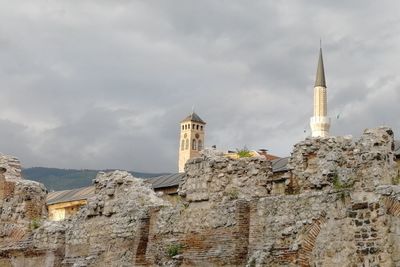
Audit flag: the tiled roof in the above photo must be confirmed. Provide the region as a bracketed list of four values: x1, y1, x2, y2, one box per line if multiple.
[145, 173, 184, 189]
[47, 186, 95, 205]
[271, 157, 289, 173]
[46, 174, 185, 205]
[181, 112, 206, 124]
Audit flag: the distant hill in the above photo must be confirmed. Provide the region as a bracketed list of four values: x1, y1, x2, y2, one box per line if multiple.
[22, 167, 169, 191]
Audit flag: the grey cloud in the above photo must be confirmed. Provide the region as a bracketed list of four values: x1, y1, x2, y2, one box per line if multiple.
[0, 1, 399, 172]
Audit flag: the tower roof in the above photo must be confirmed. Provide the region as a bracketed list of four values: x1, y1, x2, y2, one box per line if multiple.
[314, 48, 326, 87]
[181, 112, 206, 124]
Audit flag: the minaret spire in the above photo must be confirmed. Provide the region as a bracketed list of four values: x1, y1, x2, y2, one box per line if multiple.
[310, 45, 331, 137]
[314, 47, 326, 87]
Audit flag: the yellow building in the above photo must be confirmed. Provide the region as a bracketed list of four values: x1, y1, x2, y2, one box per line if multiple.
[47, 186, 94, 221]
[178, 112, 206, 173]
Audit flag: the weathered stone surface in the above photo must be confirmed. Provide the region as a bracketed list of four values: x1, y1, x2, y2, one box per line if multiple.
[0, 154, 48, 267]
[0, 154, 23, 180]
[180, 153, 273, 202]
[1, 127, 400, 266]
[288, 126, 397, 192]
[61, 171, 168, 266]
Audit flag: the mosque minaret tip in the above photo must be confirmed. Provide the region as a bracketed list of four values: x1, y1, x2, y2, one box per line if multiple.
[310, 47, 331, 137]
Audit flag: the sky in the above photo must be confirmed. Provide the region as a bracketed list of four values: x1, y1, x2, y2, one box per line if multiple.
[0, 1, 399, 173]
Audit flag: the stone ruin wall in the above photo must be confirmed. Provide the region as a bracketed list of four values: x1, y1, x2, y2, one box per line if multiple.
[0, 127, 400, 266]
[0, 154, 47, 267]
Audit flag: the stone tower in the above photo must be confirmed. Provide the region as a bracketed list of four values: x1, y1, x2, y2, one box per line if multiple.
[178, 112, 206, 172]
[310, 47, 331, 137]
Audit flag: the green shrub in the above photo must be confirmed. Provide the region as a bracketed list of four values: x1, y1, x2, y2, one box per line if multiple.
[332, 174, 353, 190]
[226, 188, 239, 200]
[236, 146, 252, 158]
[30, 218, 41, 230]
[166, 243, 183, 258]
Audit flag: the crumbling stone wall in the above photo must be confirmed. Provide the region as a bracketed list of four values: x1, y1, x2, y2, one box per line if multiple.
[145, 200, 251, 266]
[288, 127, 396, 192]
[1, 127, 400, 267]
[244, 127, 398, 266]
[0, 155, 47, 229]
[0, 154, 47, 267]
[61, 171, 167, 267]
[180, 150, 273, 202]
[141, 152, 273, 266]
[0, 154, 22, 180]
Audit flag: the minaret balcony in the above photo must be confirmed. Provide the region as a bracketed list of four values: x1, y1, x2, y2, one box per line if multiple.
[310, 116, 331, 125]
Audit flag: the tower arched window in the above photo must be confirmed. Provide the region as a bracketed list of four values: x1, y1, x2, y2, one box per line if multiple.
[181, 139, 185, 150]
[196, 125, 199, 130]
[188, 124, 190, 129]
[182, 125, 184, 130]
[192, 139, 197, 150]
[185, 139, 189, 150]
[200, 126, 203, 131]
[198, 140, 203, 151]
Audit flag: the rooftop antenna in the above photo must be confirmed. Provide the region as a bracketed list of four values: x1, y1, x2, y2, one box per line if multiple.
[320, 38, 322, 49]
[191, 105, 195, 114]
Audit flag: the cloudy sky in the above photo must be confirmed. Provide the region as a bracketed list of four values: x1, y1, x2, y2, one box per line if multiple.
[0, 1, 399, 172]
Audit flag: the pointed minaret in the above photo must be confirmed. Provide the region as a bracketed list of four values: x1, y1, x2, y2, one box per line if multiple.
[310, 47, 330, 137]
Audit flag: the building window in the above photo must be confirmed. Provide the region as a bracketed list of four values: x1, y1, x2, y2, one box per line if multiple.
[200, 126, 203, 131]
[181, 139, 185, 150]
[182, 125, 184, 130]
[192, 139, 197, 150]
[196, 125, 199, 130]
[185, 139, 189, 150]
[198, 140, 203, 151]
